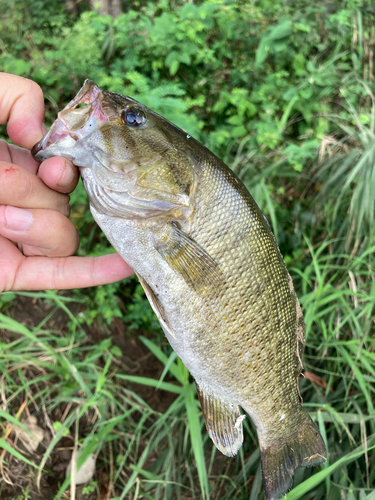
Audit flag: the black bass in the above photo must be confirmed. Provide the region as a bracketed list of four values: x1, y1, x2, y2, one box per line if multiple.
[32, 80, 326, 500]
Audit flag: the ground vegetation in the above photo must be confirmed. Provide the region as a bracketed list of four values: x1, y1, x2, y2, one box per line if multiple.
[0, 1, 374, 499]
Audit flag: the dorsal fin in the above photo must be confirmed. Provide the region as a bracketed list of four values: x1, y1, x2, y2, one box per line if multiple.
[196, 384, 244, 457]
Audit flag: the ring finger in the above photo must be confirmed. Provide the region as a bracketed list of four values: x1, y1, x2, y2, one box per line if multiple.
[0, 205, 79, 257]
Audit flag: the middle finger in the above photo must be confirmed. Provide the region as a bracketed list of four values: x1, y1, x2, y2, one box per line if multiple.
[0, 160, 70, 216]
[0, 141, 79, 194]
[0, 140, 39, 174]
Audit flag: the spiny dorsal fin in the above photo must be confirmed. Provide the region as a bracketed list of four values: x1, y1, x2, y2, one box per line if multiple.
[156, 223, 221, 294]
[196, 384, 244, 457]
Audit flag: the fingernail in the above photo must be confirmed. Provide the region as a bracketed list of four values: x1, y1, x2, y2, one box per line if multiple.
[58, 163, 75, 187]
[4, 206, 33, 231]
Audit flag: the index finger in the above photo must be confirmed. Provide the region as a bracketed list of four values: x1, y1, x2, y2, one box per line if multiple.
[10, 253, 134, 291]
[0, 73, 45, 150]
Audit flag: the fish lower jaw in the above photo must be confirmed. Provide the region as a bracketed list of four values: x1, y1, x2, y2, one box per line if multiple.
[32, 130, 79, 162]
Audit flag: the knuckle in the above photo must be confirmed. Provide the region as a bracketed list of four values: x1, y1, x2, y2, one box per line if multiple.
[59, 194, 71, 217]
[0, 162, 24, 199]
[53, 259, 66, 289]
[51, 215, 79, 257]
[0, 141, 12, 163]
[0, 162, 34, 202]
[25, 80, 44, 102]
[16, 169, 35, 201]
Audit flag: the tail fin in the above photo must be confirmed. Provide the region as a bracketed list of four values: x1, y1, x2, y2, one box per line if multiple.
[260, 413, 326, 500]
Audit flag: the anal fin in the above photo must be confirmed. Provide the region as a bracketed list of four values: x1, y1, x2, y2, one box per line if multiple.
[196, 384, 244, 457]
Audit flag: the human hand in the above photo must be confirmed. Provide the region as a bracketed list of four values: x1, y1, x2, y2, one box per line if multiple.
[0, 73, 134, 292]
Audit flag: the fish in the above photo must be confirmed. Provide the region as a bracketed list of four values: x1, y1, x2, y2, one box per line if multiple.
[32, 80, 327, 500]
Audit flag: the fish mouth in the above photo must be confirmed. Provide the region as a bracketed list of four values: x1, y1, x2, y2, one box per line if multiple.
[31, 79, 109, 162]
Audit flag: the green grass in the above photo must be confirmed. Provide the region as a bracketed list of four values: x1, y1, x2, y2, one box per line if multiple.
[1, 2, 375, 497]
[311, 78, 375, 254]
[1, 236, 374, 499]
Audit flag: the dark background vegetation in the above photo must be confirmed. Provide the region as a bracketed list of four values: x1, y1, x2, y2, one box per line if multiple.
[0, 0, 374, 499]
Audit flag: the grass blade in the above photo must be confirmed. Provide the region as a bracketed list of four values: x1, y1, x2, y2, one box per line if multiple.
[183, 383, 209, 500]
[285, 438, 375, 499]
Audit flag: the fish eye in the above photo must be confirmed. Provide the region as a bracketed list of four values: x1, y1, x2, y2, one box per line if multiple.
[121, 108, 146, 127]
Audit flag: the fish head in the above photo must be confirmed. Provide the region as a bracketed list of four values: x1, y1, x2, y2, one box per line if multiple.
[32, 79, 174, 169]
[32, 80, 197, 219]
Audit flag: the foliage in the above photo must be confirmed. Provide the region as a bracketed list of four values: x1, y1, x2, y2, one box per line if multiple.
[0, 0, 375, 499]
[1, 0, 374, 152]
[311, 78, 375, 252]
[1, 0, 374, 254]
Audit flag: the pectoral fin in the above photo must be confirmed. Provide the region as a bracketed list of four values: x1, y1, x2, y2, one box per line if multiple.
[155, 223, 221, 294]
[196, 385, 244, 457]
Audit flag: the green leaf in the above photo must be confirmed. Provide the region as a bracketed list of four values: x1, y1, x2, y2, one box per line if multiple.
[165, 51, 179, 68]
[169, 59, 180, 76]
[53, 421, 70, 436]
[255, 39, 270, 67]
[179, 52, 191, 65]
[268, 19, 292, 40]
[116, 374, 182, 394]
[231, 125, 247, 138]
[227, 114, 243, 126]
[110, 345, 122, 357]
[140, 336, 183, 383]
[0, 410, 28, 429]
[295, 23, 311, 32]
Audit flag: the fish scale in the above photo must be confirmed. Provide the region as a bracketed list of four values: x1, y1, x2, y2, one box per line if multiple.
[32, 79, 327, 500]
[189, 161, 293, 400]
